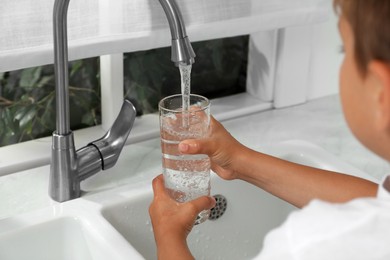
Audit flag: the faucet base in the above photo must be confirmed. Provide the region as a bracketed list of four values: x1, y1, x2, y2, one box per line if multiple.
[49, 132, 80, 202]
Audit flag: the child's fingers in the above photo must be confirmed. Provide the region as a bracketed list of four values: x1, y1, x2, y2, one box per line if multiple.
[179, 139, 213, 155]
[152, 174, 166, 198]
[178, 116, 225, 156]
[186, 196, 216, 216]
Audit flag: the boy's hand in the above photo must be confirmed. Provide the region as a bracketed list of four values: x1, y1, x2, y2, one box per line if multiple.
[149, 175, 216, 259]
[178, 116, 247, 180]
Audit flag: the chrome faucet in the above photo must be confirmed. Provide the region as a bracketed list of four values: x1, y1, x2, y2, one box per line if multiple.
[158, 0, 196, 66]
[50, 0, 196, 202]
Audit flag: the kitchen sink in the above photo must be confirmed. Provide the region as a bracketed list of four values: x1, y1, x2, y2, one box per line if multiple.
[0, 140, 377, 260]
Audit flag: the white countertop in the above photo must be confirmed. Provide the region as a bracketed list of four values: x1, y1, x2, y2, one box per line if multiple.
[1, 94, 389, 220]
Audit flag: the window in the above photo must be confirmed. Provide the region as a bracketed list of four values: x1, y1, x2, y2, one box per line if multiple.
[124, 36, 248, 115]
[0, 36, 249, 147]
[0, 58, 100, 147]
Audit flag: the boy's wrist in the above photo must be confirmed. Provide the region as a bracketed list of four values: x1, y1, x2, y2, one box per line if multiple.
[234, 146, 263, 181]
[156, 235, 193, 260]
[155, 232, 187, 248]
[228, 142, 252, 178]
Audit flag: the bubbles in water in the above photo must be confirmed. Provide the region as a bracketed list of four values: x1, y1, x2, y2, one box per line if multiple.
[161, 118, 207, 139]
[164, 168, 210, 203]
[179, 64, 192, 128]
[165, 113, 177, 120]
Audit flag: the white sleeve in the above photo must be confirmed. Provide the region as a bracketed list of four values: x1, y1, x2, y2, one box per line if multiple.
[254, 200, 344, 260]
[253, 209, 297, 260]
[254, 198, 390, 260]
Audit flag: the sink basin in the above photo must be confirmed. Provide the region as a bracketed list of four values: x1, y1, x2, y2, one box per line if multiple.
[0, 217, 99, 260]
[0, 140, 377, 260]
[0, 201, 143, 260]
[101, 140, 376, 260]
[102, 175, 295, 259]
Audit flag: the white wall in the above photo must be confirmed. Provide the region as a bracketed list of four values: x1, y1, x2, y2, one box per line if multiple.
[246, 5, 343, 108]
[307, 9, 343, 100]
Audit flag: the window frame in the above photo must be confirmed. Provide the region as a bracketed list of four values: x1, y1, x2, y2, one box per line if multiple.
[0, 20, 330, 176]
[0, 38, 274, 176]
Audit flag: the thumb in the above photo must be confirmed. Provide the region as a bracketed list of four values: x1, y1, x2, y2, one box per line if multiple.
[179, 139, 214, 156]
[151, 174, 166, 198]
[186, 196, 216, 215]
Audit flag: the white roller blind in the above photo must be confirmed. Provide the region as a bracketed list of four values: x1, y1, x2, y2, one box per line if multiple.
[0, 0, 330, 72]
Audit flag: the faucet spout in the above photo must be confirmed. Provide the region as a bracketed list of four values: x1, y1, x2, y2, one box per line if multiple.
[158, 0, 196, 66]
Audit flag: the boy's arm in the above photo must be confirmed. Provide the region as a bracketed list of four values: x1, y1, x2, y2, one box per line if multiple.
[157, 238, 195, 260]
[179, 117, 378, 208]
[156, 237, 194, 260]
[238, 147, 378, 208]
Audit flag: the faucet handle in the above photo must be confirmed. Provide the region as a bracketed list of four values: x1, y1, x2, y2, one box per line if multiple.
[76, 99, 136, 182]
[89, 99, 136, 170]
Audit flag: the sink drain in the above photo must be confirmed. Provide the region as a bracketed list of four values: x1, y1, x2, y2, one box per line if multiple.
[194, 194, 227, 225]
[209, 194, 227, 221]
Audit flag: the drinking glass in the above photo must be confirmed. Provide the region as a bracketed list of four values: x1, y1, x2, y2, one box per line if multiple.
[159, 94, 211, 224]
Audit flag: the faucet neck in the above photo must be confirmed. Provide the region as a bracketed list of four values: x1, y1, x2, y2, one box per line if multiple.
[158, 0, 196, 66]
[53, 0, 71, 135]
[158, 0, 187, 40]
[53, 0, 196, 133]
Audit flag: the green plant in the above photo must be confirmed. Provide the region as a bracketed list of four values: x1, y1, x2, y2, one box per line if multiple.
[0, 58, 101, 147]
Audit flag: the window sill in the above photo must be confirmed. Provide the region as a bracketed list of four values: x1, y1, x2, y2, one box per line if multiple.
[0, 93, 272, 176]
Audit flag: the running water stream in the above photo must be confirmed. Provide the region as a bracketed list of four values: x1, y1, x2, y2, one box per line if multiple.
[179, 64, 192, 128]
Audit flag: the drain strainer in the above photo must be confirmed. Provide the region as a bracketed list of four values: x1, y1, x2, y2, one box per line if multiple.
[209, 194, 227, 221]
[194, 194, 227, 225]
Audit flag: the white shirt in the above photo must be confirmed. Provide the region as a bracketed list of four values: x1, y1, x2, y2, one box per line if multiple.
[256, 175, 390, 260]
